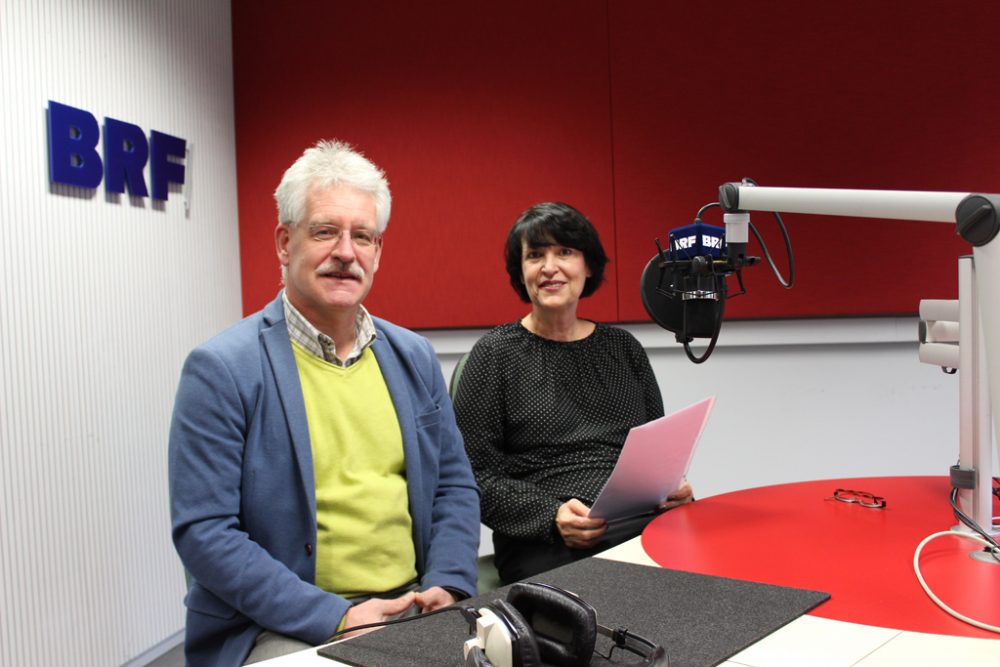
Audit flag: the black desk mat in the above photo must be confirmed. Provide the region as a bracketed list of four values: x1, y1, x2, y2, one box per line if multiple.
[319, 557, 830, 666]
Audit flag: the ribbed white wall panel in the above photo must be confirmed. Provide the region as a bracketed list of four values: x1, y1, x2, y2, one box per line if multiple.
[1, 1, 240, 664]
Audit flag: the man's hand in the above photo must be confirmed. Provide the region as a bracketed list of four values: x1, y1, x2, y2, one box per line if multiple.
[658, 479, 694, 511]
[556, 498, 607, 549]
[339, 592, 417, 638]
[414, 586, 456, 613]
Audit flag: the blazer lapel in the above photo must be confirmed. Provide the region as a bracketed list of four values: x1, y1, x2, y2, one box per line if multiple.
[260, 297, 316, 518]
[371, 335, 425, 513]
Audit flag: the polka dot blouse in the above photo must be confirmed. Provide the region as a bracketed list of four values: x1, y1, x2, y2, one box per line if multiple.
[453, 321, 664, 544]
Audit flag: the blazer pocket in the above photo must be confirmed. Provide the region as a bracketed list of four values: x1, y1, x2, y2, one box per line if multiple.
[414, 405, 442, 428]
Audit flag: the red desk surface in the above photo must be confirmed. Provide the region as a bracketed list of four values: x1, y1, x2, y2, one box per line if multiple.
[641, 476, 1000, 639]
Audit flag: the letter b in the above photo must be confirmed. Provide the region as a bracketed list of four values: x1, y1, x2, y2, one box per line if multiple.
[48, 101, 103, 189]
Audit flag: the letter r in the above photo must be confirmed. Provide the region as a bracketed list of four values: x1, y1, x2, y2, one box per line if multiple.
[104, 117, 149, 197]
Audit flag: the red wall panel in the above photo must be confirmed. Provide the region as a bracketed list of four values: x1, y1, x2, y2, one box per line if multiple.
[233, 0, 617, 328]
[233, 1, 1000, 328]
[611, 0, 1000, 321]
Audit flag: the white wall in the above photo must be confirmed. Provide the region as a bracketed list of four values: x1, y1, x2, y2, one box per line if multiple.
[0, 1, 240, 665]
[427, 317, 987, 555]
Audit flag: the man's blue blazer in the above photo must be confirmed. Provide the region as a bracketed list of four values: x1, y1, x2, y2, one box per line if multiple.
[168, 294, 480, 666]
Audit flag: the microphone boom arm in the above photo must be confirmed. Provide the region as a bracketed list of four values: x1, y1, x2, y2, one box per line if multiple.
[719, 182, 1000, 536]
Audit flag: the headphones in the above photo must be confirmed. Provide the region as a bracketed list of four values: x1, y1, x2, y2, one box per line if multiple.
[462, 582, 668, 667]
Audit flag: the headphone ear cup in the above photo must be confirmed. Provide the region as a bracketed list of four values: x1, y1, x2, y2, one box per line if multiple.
[489, 599, 542, 667]
[506, 583, 597, 667]
[465, 645, 495, 667]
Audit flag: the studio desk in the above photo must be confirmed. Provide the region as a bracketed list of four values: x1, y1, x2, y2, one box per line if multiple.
[262, 476, 1000, 666]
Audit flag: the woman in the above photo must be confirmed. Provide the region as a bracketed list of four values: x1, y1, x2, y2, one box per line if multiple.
[454, 202, 692, 584]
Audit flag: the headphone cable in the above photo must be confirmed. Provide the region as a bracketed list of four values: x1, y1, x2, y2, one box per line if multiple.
[324, 605, 480, 644]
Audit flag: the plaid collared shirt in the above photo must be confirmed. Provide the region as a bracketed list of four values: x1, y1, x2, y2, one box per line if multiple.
[282, 291, 377, 367]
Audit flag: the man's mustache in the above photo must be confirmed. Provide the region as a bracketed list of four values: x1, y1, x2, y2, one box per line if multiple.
[316, 259, 365, 280]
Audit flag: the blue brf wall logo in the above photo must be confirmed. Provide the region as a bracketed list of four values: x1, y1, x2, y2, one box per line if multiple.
[47, 100, 187, 202]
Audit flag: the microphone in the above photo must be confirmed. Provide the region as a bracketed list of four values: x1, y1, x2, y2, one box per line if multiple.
[641, 180, 795, 364]
[640, 211, 756, 363]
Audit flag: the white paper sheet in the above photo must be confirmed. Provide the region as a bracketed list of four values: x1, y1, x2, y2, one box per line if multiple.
[588, 395, 715, 521]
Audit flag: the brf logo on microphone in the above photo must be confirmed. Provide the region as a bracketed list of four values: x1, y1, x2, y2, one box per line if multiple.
[670, 222, 725, 259]
[47, 100, 186, 201]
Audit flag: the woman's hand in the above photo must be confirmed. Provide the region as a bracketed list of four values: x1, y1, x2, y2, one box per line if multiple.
[556, 498, 607, 549]
[657, 479, 694, 511]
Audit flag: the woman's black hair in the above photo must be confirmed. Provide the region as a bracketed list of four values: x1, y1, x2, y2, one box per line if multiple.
[505, 202, 608, 303]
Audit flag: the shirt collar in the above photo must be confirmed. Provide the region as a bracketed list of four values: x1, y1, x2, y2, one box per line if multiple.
[282, 291, 377, 367]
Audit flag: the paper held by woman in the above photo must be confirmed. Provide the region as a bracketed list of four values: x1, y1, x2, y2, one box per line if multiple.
[589, 396, 715, 522]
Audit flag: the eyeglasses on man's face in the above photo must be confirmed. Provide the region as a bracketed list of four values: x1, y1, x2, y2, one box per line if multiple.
[828, 488, 886, 509]
[308, 224, 381, 249]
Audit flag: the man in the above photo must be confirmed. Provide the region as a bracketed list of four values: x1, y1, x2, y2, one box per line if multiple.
[169, 140, 480, 666]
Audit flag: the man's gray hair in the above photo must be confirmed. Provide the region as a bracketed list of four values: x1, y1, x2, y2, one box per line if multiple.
[273, 139, 392, 231]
